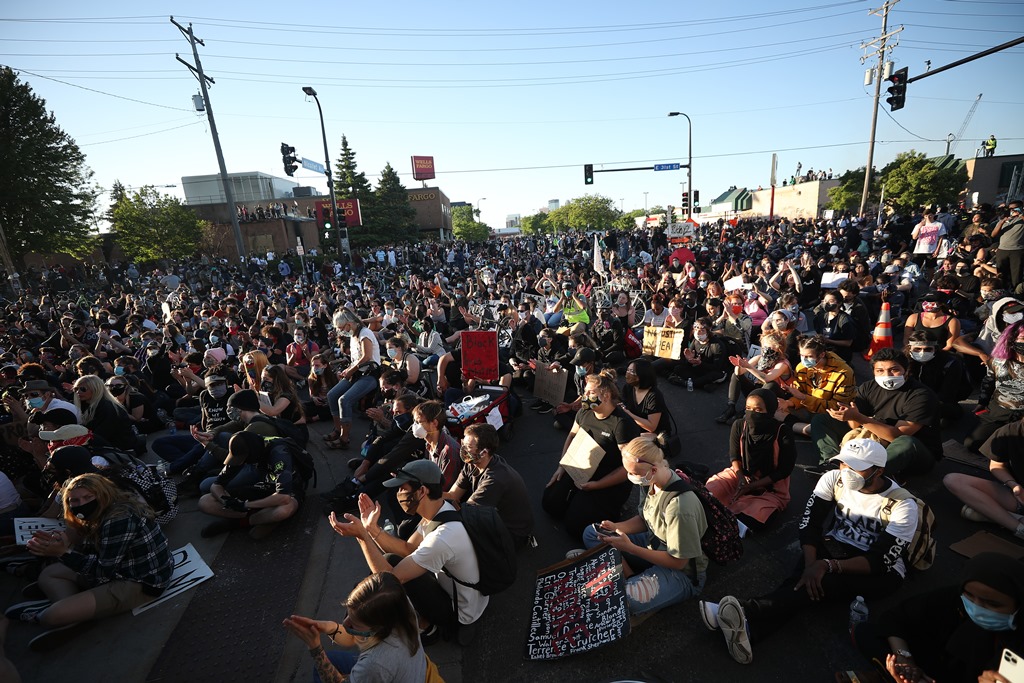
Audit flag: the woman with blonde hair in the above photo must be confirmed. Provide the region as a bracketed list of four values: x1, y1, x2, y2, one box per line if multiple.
[326, 309, 382, 449]
[73, 374, 136, 451]
[239, 349, 269, 391]
[5, 473, 173, 651]
[283, 572, 426, 683]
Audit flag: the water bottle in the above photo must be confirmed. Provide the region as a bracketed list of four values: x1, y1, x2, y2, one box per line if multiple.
[382, 518, 396, 536]
[686, 378, 694, 392]
[167, 421, 176, 435]
[849, 595, 869, 631]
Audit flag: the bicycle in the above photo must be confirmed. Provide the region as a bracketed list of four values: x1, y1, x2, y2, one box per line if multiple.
[590, 285, 647, 334]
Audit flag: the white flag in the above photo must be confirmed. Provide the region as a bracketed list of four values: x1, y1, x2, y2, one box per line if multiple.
[593, 234, 605, 274]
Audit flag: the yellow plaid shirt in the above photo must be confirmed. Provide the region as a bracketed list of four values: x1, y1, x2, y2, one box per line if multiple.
[789, 351, 857, 413]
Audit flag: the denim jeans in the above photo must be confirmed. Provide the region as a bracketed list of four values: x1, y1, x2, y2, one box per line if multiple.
[327, 375, 378, 422]
[582, 526, 705, 615]
[151, 433, 204, 473]
[200, 463, 261, 495]
[314, 650, 358, 683]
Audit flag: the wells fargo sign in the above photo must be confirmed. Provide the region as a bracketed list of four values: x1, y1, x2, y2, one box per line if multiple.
[408, 192, 437, 202]
[411, 155, 435, 181]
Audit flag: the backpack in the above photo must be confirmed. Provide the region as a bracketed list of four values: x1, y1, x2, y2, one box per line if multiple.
[433, 505, 517, 595]
[265, 436, 317, 495]
[624, 328, 642, 359]
[249, 414, 310, 448]
[666, 469, 744, 566]
[830, 480, 936, 572]
[108, 463, 178, 525]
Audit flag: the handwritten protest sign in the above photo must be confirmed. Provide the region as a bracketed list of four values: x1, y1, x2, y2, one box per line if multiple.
[642, 326, 685, 360]
[133, 543, 214, 615]
[461, 330, 499, 382]
[526, 545, 629, 660]
[14, 518, 66, 546]
[533, 362, 568, 407]
[558, 428, 605, 488]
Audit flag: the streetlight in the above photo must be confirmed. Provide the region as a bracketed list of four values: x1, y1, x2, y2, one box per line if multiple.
[619, 198, 624, 212]
[667, 112, 693, 219]
[476, 197, 486, 223]
[302, 86, 349, 261]
[643, 192, 649, 213]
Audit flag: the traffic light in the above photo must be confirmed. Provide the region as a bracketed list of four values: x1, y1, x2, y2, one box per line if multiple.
[693, 190, 699, 204]
[681, 191, 690, 211]
[280, 142, 298, 176]
[885, 67, 908, 112]
[584, 164, 594, 185]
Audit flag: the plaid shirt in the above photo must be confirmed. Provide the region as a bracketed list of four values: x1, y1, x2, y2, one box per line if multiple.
[789, 351, 857, 414]
[62, 510, 173, 592]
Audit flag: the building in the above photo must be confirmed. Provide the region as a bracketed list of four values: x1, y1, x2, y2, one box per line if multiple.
[181, 172, 305, 206]
[405, 187, 453, 241]
[505, 214, 521, 229]
[964, 154, 1024, 206]
[547, 199, 560, 212]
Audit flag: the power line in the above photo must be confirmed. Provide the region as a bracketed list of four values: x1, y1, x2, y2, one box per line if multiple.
[1, 65, 194, 112]
[880, 107, 938, 142]
[79, 121, 204, 146]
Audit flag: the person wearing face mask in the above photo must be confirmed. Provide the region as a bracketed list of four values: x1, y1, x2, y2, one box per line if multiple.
[302, 353, 337, 425]
[106, 376, 160, 435]
[719, 331, 794, 424]
[642, 295, 669, 328]
[905, 290, 962, 353]
[412, 317, 445, 369]
[444, 423, 534, 549]
[543, 371, 640, 540]
[666, 318, 729, 390]
[575, 436, 708, 621]
[410, 401, 459, 493]
[619, 359, 670, 436]
[5, 473, 173, 651]
[153, 375, 235, 477]
[285, 326, 319, 382]
[812, 291, 856, 363]
[19, 380, 78, 420]
[384, 337, 422, 394]
[552, 347, 600, 430]
[701, 439, 917, 665]
[706, 389, 796, 532]
[811, 348, 942, 478]
[593, 308, 626, 366]
[965, 321, 1024, 453]
[853, 553, 1024, 683]
[904, 331, 967, 424]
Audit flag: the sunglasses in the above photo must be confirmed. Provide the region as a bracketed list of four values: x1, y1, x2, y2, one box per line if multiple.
[341, 615, 374, 639]
[74, 386, 91, 394]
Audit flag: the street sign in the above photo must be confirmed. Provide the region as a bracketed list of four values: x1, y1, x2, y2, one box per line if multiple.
[296, 245, 305, 256]
[654, 163, 681, 172]
[301, 158, 325, 174]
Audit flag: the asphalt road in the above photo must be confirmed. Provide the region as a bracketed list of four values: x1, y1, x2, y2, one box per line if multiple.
[1, 361, 1009, 683]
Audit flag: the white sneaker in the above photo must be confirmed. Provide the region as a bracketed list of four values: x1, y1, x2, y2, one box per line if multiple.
[717, 596, 753, 665]
[564, 548, 585, 560]
[698, 600, 720, 631]
[961, 505, 989, 523]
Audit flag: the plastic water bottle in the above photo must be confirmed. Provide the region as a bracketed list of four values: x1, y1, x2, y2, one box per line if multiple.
[849, 595, 869, 631]
[686, 378, 694, 392]
[382, 519, 396, 536]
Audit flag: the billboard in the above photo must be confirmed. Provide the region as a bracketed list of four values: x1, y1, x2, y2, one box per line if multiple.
[411, 155, 436, 181]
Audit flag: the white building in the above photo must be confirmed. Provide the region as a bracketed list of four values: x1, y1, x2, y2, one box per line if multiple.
[181, 172, 301, 206]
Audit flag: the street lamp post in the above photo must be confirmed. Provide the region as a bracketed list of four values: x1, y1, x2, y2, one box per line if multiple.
[643, 192, 649, 213]
[302, 86, 349, 262]
[476, 197, 486, 223]
[667, 112, 693, 219]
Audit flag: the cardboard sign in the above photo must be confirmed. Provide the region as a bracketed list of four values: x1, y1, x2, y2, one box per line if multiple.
[461, 330, 499, 382]
[526, 545, 630, 660]
[14, 517, 66, 546]
[133, 543, 214, 615]
[950, 531, 1024, 561]
[642, 326, 685, 360]
[533, 362, 569, 407]
[559, 428, 605, 488]
[820, 272, 849, 289]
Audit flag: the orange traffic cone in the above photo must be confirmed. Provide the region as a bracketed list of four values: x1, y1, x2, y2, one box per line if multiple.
[864, 301, 894, 360]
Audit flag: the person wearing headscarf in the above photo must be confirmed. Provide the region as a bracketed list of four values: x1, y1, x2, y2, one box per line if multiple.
[705, 388, 797, 531]
[853, 552, 1024, 683]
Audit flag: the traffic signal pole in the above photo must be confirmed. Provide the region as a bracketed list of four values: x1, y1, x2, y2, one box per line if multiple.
[858, 0, 900, 219]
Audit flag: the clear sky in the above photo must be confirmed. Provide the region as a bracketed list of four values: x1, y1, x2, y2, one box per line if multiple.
[2, 1, 1021, 228]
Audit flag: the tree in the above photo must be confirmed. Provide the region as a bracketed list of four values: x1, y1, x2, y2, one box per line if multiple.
[878, 150, 968, 214]
[827, 167, 879, 213]
[452, 205, 489, 242]
[565, 194, 618, 232]
[333, 135, 376, 245]
[0, 67, 99, 266]
[371, 162, 418, 245]
[615, 209, 646, 231]
[520, 212, 551, 235]
[112, 187, 204, 262]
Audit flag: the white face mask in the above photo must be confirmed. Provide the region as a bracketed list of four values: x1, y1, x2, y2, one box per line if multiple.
[626, 468, 655, 486]
[875, 374, 906, 391]
[518, 311, 528, 320]
[910, 350, 935, 363]
[411, 423, 428, 439]
[694, 331, 708, 342]
[1004, 312, 1024, 325]
[841, 468, 870, 492]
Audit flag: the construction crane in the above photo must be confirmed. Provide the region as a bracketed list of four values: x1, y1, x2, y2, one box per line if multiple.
[948, 93, 982, 156]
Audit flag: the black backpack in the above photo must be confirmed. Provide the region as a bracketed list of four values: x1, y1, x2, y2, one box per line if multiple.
[265, 436, 317, 494]
[250, 415, 310, 448]
[661, 470, 744, 566]
[433, 505, 517, 596]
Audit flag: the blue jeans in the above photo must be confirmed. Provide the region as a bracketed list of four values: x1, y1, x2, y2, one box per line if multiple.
[152, 433, 204, 473]
[545, 311, 564, 328]
[327, 375, 378, 422]
[200, 463, 261, 495]
[314, 650, 357, 683]
[421, 353, 440, 368]
[582, 526, 705, 615]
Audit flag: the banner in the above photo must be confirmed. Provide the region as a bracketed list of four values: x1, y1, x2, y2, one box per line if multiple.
[592, 235, 605, 275]
[533, 362, 568, 407]
[461, 330, 499, 382]
[558, 428, 605, 488]
[526, 545, 629, 660]
[133, 543, 214, 615]
[642, 326, 685, 360]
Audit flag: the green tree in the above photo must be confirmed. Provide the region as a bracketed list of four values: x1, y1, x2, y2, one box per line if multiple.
[546, 205, 571, 232]
[332, 135, 376, 245]
[370, 162, 417, 245]
[452, 205, 489, 242]
[615, 209, 646, 231]
[0, 67, 99, 266]
[827, 167, 879, 213]
[112, 187, 204, 262]
[565, 194, 618, 231]
[520, 212, 551, 235]
[878, 150, 968, 214]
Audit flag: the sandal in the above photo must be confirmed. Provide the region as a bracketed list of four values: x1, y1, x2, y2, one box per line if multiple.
[326, 439, 350, 450]
[323, 430, 341, 442]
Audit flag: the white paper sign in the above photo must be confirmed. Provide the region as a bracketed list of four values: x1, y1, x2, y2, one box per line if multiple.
[723, 275, 746, 292]
[820, 272, 849, 289]
[14, 517, 66, 546]
[133, 543, 214, 615]
[485, 406, 504, 429]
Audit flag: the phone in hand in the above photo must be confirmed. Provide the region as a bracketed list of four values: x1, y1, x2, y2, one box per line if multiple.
[593, 523, 616, 538]
[1001, 649, 1024, 683]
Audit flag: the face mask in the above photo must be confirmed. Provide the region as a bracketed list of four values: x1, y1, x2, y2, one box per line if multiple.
[695, 332, 708, 342]
[226, 406, 242, 421]
[823, 303, 838, 312]
[1004, 313, 1024, 325]
[731, 304, 743, 315]
[71, 499, 100, 521]
[313, 366, 325, 376]
[69, 351, 82, 361]
[518, 311, 528, 320]
[575, 365, 587, 378]
[108, 384, 127, 397]
[698, 281, 709, 289]
[961, 595, 1017, 631]
[1012, 341, 1024, 355]
[841, 467, 869, 492]
[393, 412, 413, 431]
[538, 337, 550, 347]
[800, 356, 818, 368]
[399, 490, 423, 515]
[627, 469, 655, 486]
[209, 385, 227, 399]
[581, 396, 600, 410]
[875, 374, 906, 391]
[387, 348, 398, 359]
[27, 397, 45, 410]
[910, 350, 935, 363]
[745, 409, 774, 427]
[294, 335, 305, 344]
[921, 301, 939, 313]
[746, 291, 758, 301]
[261, 380, 274, 392]
[411, 423, 428, 439]
[114, 366, 126, 376]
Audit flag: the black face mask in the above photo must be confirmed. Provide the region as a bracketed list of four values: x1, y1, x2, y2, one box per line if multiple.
[260, 380, 274, 392]
[393, 412, 414, 431]
[108, 384, 127, 397]
[744, 410, 775, 428]
[823, 303, 839, 312]
[1012, 342, 1024, 355]
[71, 499, 100, 521]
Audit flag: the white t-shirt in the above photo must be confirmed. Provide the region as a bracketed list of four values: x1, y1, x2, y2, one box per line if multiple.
[350, 326, 382, 366]
[0, 472, 21, 511]
[912, 220, 946, 254]
[813, 469, 918, 577]
[411, 502, 489, 625]
[643, 308, 669, 327]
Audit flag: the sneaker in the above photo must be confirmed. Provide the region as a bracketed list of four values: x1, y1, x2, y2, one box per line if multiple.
[564, 548, 586, 560]
[698, 600, 720, 631]
[666, 375, 685, 387]
[537, 403, 553, 415]
[715, 405, 736, 424]
[717, 596, 753, 665]
[29, 621, 94, 652]
[347, 457, 364, 471]
[5, 599, 50, 620]
[248, 522, 280, 540]
[530, 401, 550, 412]
[21, 582, 45, 600]
[200, 518, 241, 538]
[961, 505, 990, 523]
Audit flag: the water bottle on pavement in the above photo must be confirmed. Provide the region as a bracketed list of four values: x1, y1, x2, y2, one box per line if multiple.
[686, 378, 694, 392]
[849, 595, 869, 631]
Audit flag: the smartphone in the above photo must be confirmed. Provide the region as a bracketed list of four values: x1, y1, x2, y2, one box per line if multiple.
[1001, 649, 1024, 683]
[593, 523, 616, 537]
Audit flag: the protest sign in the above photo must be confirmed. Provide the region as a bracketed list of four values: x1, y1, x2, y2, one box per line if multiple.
[642, 326, 684, 360]
[558, 428, 605, 488]
[133, 543, 214, 615]
[461, 330, 499, 382]
[14, 518, 66, 546]
[533, 362, 568, 406]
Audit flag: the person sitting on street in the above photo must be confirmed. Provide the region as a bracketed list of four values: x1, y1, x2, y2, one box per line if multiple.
[784, 334, 857, 437]
[618, 358, 670, 436]
[698, 439, 918, 665]
[552, 347, 599, 431]
[904, 330, 968, 425]
[965, 320, 1024, 453]
[717, 330, 792, 424]
[667, 317, 729, 391]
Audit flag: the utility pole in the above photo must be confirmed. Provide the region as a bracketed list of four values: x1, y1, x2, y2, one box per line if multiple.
[171, 16, 246, 262]
[858, 1, 903, 219]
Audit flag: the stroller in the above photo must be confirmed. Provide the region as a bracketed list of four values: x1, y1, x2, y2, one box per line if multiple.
[445, 385, 515, 442]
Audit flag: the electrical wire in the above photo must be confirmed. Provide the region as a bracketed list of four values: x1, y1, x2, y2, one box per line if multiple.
[880, 107, 939, 142]
[1, 66, 194, 112]
[79, 121, 204, 146]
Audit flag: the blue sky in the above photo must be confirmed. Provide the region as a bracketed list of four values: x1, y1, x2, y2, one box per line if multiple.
[2, 0, 1021, 227]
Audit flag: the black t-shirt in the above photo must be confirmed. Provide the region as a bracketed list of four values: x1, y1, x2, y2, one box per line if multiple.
[854, 377, 942, 457]
[574, 407, 641, 480]
[622, 385, 670, 434]
[981, 420, 1024, 478]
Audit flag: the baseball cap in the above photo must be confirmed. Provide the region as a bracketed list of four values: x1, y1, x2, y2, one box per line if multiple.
[571, 347, 597, 365]
[38, 424, 90, 441]
[831, 438, 887, 471]
[383, 460, 443, 488]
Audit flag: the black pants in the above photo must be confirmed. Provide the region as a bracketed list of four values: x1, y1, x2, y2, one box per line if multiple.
[996, 248, 1024, 291]
[670, 363, 727, 389]
[386, 554, 458, 633]
[742, 550, 903, 642]
[541, 476, 630, 540]
[965, 404, 1024, 452]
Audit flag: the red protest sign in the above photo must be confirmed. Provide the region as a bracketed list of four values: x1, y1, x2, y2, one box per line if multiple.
[461, 331, 498, 382]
